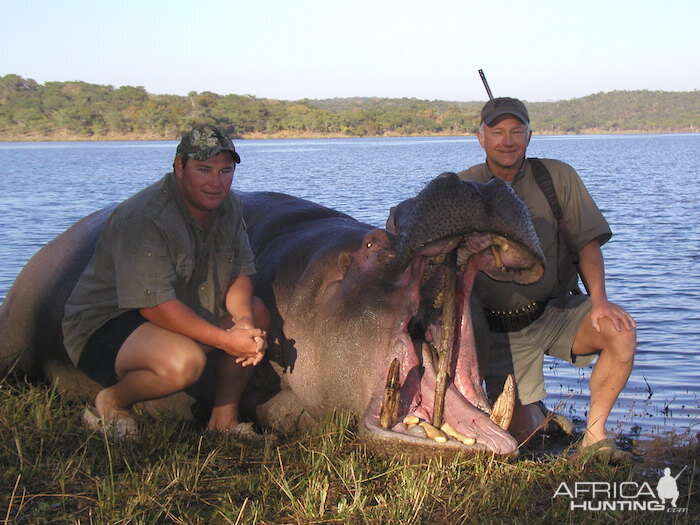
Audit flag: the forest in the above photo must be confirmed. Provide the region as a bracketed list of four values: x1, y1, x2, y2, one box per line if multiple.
[1, 74, 698, 140]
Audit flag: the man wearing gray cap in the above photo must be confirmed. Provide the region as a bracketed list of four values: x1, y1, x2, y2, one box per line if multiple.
[458, 98, 636, 462]
[63, 124, 269, 441]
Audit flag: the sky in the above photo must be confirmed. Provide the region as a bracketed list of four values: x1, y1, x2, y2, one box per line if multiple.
[1, 0, 698, 102]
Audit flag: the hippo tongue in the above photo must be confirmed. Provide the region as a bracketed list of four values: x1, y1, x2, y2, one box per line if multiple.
[450, 252, 492, 412]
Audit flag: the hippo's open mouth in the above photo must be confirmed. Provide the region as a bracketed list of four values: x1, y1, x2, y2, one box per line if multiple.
[362, 176, 545, 456]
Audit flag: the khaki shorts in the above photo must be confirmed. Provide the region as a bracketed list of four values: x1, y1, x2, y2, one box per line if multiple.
[479, 294, 598, 405]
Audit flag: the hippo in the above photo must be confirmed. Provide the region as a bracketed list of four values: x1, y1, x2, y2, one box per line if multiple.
[0, 174, 544, 456]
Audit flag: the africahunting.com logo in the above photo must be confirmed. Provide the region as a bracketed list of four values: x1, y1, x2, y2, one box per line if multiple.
[553, 467, 688, 513]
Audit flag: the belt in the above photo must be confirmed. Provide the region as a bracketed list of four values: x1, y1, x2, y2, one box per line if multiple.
[484, 301, 547, 333]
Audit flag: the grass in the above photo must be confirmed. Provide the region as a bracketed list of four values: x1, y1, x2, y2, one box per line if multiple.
[1, 373, 698, 525]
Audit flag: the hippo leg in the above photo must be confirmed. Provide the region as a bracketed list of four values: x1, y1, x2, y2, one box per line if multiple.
[256, 389, 320, 435]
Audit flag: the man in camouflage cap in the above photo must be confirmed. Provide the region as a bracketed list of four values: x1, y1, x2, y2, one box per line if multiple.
[176, 124, 242, 163]
[63, 124, 270, 441]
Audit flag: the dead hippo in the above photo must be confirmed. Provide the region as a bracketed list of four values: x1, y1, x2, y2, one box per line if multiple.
[0, 174, 544, 456]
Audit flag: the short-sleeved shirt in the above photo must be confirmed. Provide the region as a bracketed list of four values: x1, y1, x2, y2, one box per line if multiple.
[62, 172, 256, 365]
[457, 158, 611, 311]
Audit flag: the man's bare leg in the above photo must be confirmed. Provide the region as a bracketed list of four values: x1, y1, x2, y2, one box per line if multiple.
[207, 356, 255, 431]
[94, 322, 207, 420]
[207, 297, 271, 432]
[572, 313, 636, 447]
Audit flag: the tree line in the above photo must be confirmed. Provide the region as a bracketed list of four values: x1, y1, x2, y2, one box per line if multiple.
[0, 74, 698, 140]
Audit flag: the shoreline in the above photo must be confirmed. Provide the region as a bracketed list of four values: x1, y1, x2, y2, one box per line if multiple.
[1, 128, 697, 143]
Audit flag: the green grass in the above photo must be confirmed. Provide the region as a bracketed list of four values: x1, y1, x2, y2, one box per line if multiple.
[1, 373, 697, 524]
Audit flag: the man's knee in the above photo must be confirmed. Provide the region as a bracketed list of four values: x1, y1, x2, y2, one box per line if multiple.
[157, 346, 208, 388]
[602, 321, 636, 363]
[119, 326, 208, 388]
[575, 315, 636, 363]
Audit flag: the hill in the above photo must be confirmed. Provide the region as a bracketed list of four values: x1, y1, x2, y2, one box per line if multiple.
[0, 74, 698, 141]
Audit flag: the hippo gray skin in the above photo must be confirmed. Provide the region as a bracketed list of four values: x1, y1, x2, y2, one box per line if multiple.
[0, 174, 544, 457]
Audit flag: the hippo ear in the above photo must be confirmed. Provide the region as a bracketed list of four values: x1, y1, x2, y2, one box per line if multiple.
[337, 252, 353, 276]
[315, 252, 353, 305]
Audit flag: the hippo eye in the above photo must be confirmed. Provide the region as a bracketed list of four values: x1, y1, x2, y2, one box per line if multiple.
[366, 242, 373, 248]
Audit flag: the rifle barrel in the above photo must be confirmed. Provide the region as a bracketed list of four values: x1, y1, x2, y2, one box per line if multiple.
[478, 69, 494, 100]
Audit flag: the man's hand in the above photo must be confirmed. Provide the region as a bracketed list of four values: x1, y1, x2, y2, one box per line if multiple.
[590, 298, 636, 333]
[235, 335, 267, 367]
[223, 326, 268, 366]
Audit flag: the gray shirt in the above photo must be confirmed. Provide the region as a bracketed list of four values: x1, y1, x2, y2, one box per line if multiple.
[458, 158, 611, 310]
[62, 172, 256, 364]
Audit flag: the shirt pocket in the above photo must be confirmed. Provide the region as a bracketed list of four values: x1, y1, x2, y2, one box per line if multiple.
[133, 243, 171, 279]
[117, 242, 176, 308]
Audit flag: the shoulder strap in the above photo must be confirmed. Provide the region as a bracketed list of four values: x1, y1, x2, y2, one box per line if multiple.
[528, 157, 586, 296]
[529, 157, 564, 223]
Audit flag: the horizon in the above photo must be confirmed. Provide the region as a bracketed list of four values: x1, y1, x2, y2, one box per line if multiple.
[2, 0, 699, 103]
[5, 73, 696, 106]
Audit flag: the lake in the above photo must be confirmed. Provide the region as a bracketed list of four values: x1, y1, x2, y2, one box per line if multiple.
[1, 134, 698, 441]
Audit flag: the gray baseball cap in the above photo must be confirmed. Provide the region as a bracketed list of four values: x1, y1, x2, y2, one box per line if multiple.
[176, 124, 241, 164]
[480, 97, 529, 126]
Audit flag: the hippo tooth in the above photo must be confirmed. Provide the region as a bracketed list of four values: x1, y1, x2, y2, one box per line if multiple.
[440, 422, 477, 446]
[407, 424, 427, 438]
[490, 244, 505, 271]
[490, 374, 515, 431]
[433, 288, 444, 309]
[403, 414, 420, 428]
[492, 235, 510, 252]
[432, 251, 457, 429]
[379, 358, 401, 429]
[419, 421, 448, 443]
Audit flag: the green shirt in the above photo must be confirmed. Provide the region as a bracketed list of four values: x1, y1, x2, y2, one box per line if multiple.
[457, 158, 611, 311]
[62, 172, 256, 364]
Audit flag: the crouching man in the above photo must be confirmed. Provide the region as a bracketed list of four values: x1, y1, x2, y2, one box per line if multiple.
[63, 124, 269, 439]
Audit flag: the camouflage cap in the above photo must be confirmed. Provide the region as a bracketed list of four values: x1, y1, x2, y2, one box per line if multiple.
[176, 124, 241, 164]
[480, 97, 529, 126]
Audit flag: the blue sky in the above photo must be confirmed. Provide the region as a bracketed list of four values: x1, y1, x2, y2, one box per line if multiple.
[2, 0, 698, 102]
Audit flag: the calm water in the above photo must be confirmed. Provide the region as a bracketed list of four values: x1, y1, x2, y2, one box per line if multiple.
[1, 134, 699, 440]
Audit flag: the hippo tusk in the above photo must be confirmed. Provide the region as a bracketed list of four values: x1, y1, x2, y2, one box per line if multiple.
[490, 374, 515, 430]
[432, 251, 457, 429]
[379, 357, 401, 429]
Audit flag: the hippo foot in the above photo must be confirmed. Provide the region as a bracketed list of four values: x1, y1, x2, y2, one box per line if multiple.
[256, 389, 320, 435]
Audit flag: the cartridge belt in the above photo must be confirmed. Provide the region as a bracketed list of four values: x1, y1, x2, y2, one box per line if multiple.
[484, 301, 547, 333]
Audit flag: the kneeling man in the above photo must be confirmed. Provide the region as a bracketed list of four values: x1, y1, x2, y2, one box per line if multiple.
[460, 98, 637, 462]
